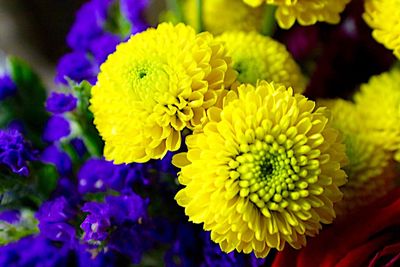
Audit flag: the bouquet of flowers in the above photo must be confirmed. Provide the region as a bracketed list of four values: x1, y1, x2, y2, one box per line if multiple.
[1, 0, 399, 266]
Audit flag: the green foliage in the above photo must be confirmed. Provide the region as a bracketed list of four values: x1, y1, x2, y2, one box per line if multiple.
[104, 2, 132, 38]
[69, 80, 104, 157]
[2, 57, 49, 148]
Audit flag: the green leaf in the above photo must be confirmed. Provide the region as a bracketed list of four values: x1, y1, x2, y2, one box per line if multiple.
[69, 80, 104, 157]
[35, 163, 58, 198]
[7, 57, 49, 148]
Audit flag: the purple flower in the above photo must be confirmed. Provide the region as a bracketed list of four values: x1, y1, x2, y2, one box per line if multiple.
[81, 201, 111, 242]
[0, 210, 20, 223]
[0, 129, 36, 176]
[66, 0, 111, 51]
[41, 145, 72, 176]
[81, 191, 149, 262]
[42, 116, 71, 142]
[0, 74, 17, 100]
[0, 235, 73, 267]
[90, 33, 121, 64]
[36, 197, 77, 245]
[46, 92, 77, 114]
[70, 138, 87, 158]
[55, 51, 98, 85]
[78, 158, 144, 194]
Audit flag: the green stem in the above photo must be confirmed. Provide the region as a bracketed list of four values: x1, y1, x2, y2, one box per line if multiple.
[261, 4, 277, 36]
[166, 0, 184, 22]
[196, 0, 204, 32]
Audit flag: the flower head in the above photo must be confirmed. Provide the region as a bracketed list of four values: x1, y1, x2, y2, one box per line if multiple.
[318, 99, 395, 214]
[46, 92, 77, 114]
[216, 31, 306, 93]
[91, 23, 236, 163]
[81, 191, 149, 263]
[78, 158, 144, 194]
[36, 197, 77, 244]
[354, 68, 400, 161]
[174, 81, 347, 257]
[364, 0, 400, 59]
[243, 0, 351, 29]
[0, 129, 36, 176]
[184, 0, 263, 34]
[42, 116, 71, 143]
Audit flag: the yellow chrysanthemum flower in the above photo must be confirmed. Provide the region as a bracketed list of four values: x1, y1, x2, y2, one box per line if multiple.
[216, 31, 307, 93]
[184, 0, 263, 34]
[318, 99, 394, 214]
[364, 0, 400, 59]
[174, 81, 347, 257]
[354, 68, 400, 162]
[90, 23, 236, 164]
[243, 0, 351, 29]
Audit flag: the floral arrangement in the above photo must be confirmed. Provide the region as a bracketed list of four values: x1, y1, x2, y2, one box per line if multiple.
[1, 0, 399, 266]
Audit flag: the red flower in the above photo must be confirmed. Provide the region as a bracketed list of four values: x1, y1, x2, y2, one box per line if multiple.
[272, 188, 400, 267]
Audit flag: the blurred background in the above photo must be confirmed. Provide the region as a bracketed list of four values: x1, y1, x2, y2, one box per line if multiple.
[0, 0, 163, 86]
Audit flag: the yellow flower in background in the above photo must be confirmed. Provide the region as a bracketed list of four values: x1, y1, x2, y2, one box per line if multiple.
[243, 0, 351, 29]
[216, 31, 307, 93]
[318, 99, 395, 215]
[354, 68, 400, 162]
[174, 81, 347, 257]
[364, 0, 400, 59]
[184, 0, 263, 34]
[90, 23, 236, 164]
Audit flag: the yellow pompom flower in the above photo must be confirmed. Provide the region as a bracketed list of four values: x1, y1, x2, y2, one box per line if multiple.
[243, 0, 351, 29]
[174, 81, 347, 257]
[318, 99, 394, 214]
[90, 23, 236, 164]
[364, 0, 400, 59]
[216, 31, 307, 93]
[183, 0, 263, 34]
[354, 68, 400, 162]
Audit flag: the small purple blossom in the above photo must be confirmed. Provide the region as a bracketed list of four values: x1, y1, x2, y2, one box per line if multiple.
[42, 116, 71, 142]
[81, 191, 149, 262]
[0, 210, 20, 223]
[0, 74, 17, 100]
[55, 51, 98, 85]
[78, 158, 144, 194]
[36, 197, 77, 245]
[70, 138, 87, 158]
[0, 129, 36, 176]
[66, 0, 111, 51]
[41, 145, 72, 176]
[46, 92, 77, 114]
[90, 33, 121, 64]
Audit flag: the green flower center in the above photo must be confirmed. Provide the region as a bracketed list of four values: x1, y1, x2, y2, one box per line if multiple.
[127, 60, 170, 103]
[234, 57, 266, 84]
[229, 132, 320, 215]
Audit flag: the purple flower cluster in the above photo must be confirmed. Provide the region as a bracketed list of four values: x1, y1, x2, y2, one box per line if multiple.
[0, 129, 36, 176]
[78, 158, 143, 194]
[81, 190, 149, 263]
[56, 0, 150, 85]
[36, 197, 77, 245]
[0, 74, 17, 101]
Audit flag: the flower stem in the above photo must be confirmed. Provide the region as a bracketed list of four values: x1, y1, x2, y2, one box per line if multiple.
[166, 0, 184, 22]
[196, 0, 204, 32]
[261, 4, 277, 36]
